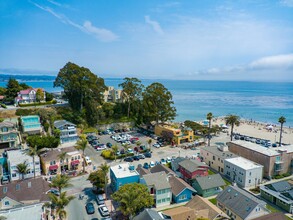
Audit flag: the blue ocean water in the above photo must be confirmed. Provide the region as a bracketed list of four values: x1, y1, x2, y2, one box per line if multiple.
[1, 79, 292, 126]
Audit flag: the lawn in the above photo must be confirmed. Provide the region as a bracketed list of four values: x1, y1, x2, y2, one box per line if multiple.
[266, 204, 280, 213]
[208, 169, 216, 175]
[209, 198, 217, 205]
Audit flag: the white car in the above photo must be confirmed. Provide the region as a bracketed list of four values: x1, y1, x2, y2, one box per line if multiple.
[98, 205, 110, 217]
[153, 143, 160, 148]
[85, 156, 92, 165]
[160, 158, 166, 165]
[127, 148, 134, 154]
[166, 157, 171, 163]
[149, 161, 155, 168]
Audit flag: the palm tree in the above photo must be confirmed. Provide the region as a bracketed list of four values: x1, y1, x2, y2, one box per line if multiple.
[99, 163, 110, 198]
[206, 112, 213, 146]
[58, 152, 67, 173]
[26, 145, 42, 178]
[278, 116, 286, 146]
[225, 114, 240, 141]
[48, 192, 74, 220]
[16, 162, 30, 180]
[49, 174, 72, 195]
[75, 135, 88, 173]
[111, 144, 119, 161]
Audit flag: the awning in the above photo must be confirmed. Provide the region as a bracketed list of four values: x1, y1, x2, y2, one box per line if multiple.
[71, 160, 80, 166]
[49, 165, 58, 170]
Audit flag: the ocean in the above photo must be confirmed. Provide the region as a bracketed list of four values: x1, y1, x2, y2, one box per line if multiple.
[1, 78, 292, 126]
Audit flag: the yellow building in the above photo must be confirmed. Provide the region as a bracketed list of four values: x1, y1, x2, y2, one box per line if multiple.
[155, 124, 194, 145]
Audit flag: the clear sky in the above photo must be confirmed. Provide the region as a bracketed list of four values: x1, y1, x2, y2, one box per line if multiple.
[0, 0, 293, 81]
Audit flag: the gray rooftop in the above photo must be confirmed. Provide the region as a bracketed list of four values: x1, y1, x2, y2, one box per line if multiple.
[229, 140, 280, 156]
[201, 147, 238, 159]
[143, 172, 171, 190]
[133, 208, 168, 220]
[0, 121, 15, 128]
[178, 159, 208, 173]
[193, 174, 226, 190]
[171, 157, 186, 171]
[54, 120, 76, 129]
[269, 181, 292, 192]
[217, 185, 266, 219]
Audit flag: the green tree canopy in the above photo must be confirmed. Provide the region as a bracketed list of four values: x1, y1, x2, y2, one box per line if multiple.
[49, 174, 72, 194]
[87, 169, 107, 190]
[4, 78, 30, 103]
[278, 116, 286, 146]
[75, 136, 88, 173]
[119, 77, 144, 118]
[36, 88, 44, 102]
[16, 162, 30, 180]
[225, 114, 240, 141]
[48, 192, 74, 220]
[45, 92, 54, 102]
[142, 82, 176, 124]
[112, 183, 154, 218]
[54, 62, 107, 112]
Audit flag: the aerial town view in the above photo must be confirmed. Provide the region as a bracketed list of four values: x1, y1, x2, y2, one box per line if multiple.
[0, 1, 293, 220]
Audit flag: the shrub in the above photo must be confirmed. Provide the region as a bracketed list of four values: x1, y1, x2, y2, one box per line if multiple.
[15, 109, 37, 116]
[44, 122, 50, 132]
[283, 173, 291, 177]
[101, 150, 113, 159]
[83, 127, 98, 134]
[19, 100, 56, 107]
[0, 103, 7, 108]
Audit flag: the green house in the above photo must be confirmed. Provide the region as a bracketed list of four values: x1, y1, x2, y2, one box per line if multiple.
[192, 174, 225, 198]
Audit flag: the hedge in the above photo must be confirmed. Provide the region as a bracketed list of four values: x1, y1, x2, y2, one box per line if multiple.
[101, 149, 134, 160]
[0, 103, 7, 108]
[19, 100, 57, 107]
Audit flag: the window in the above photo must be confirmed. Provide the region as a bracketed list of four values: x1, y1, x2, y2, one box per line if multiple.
[162, 198, 166, 203]
[161, 189, 165, 194]
[249, 172, 252, 176]
[157, 190, 161, 195]
[166, 198, 170, 201]
[4, 201, 9, 206]
[179, 194, 187, 200]
[157, 199, 161, 204]
[213, 156, 215, 161]
[249, 180, 251, 183]
[12, 173, 16, 177]
[78, 155, 81, 159]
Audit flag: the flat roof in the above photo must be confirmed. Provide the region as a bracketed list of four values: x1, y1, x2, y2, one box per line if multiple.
[225, 157, 263, 170]
[111, 163, 139, 179]
[230, 140, 280, 156]
[201, 147, 238, 159]
[7, 150, 38, 165]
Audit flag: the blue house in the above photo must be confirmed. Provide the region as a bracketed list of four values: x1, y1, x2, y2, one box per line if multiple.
[54, 120, 78, 144]
[168, 175, 196, 203]
[110, 163, 140, 192]
[20, 115, 42, 134]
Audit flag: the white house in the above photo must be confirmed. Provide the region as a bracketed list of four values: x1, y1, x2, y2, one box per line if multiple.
[54, 120, 78, 144]
[15, 88, 45, 104]
[7, 150, 41, 181]
[224, 157, 263, 188]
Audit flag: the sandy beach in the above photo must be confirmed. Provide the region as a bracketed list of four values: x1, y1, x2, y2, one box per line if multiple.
[212, 117, 293, 145]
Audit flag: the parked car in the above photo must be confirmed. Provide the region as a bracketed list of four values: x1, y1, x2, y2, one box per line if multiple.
[256, 139, 261, 144]
[85, 202, 95, 214]
[99, 205, 110, 217]
[106, 142, 112, 148]
[139, 145, 147, 152]
[153, 143, 160, 148]
[166, 157, 171, 163]
[127, 148, 134, 154]
[85, 156, 92, 165]
[49, 188, 60, 196]
[120, 149, 125, 154]
[149, 161, 155, 168]
[124, 157, 134, 162]
[132, 155, 140, 161]
[143, 162, 149, 169]
[272, 143, 277, 147]
[160, 158, 166, 165]
[96, 194, 105, 206]
[144, 152, 152, 158]
[138, 154, 145, 159]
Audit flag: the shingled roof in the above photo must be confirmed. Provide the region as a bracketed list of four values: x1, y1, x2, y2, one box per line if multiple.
[217, 185, 267, 219]
[168, 175, 196, 196]
[133, 208, 168, 220]
[193, 174, 226, 190]
[150, 164, 176, 175]
[0, 178, 50, 204]
[178, 159, 208, 173]
[143, 172, 171, 190]
[268, 181, 292, 192]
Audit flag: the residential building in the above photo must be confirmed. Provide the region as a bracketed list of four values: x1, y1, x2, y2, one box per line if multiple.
[110, 163, 140, 192]
[141, 172, 172, 207]
[54, 120, 78, 144]
[103, 86, 122, 103]
[260, 180, 293, 213]
[217, 185, 269, 220]
[15, 88, 46, 105]
[185, 195, 230, 220]
[168, 175, 196, 203]
[0, 177, 50, 210]
[7, 150, 41, 181]
[252, 213, 287, 220]
[20, 115, 42, 134]
[227, 140, 293, 179]
[154, 124, 194, 145]
[150, 164, 176, 176]
[192, 174, 226, 197]
[171, 157, 186, 177]
[0, 121, 19, 149]
[134, 209, 169, 220]
[178, 159, 209, 183]
[224, 157, 263, 188]
[162, 206, 196, 220]
[1, 203, 45, 220]
[200, 145, 238, 174]
[40, 147, 83, 176]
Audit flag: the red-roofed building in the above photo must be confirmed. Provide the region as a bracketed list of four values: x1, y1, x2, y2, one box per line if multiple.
[15, 88, 45, 104]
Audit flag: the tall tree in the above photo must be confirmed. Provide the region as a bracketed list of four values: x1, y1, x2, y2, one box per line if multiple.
[99, 163, 110, 197]
[225, 114, 240, 141]
[75, 135, 88, 173]
[112, 183, 154, 219]
[119, 77, 144, 118]
[36, 88, 44, 102]
[278, 116, 286, 146]
[54, 62, 107, 112]
[148, 139, 152, 151]
[49, 175, 72, 195]
[26, 145, 42, 178]
[4, 78, 30, 103]
[88, 169, 107, 190]
[143, 82, 176, 125]
[48, 192, 74, 220]
[16, 162, 30, 180]
[111, 144, 119, 161]
[206, 112, 213, 146]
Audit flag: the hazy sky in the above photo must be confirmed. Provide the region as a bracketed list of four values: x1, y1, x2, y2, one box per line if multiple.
[1, 0, 293, 81]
